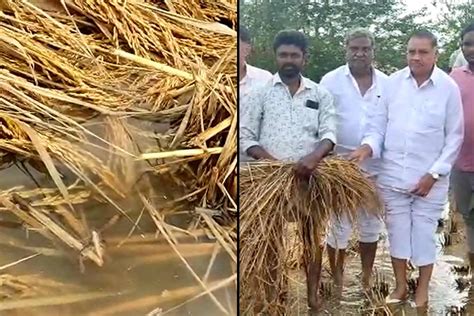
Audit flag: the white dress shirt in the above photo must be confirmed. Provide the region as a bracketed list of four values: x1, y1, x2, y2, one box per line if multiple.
[240, 73, 337, 162]
[320, 64, 388, 174]
[362, 66, 464, 194]
[239, 63, 273, 99]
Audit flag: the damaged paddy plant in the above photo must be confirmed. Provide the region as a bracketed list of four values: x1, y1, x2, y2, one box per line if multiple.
[239, 158, 383, 314]
[240, 157, 474, 315]
[0, 0, 236, 315]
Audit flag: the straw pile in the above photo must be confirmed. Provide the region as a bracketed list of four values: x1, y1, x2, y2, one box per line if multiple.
[239, 158, 383, 314]
[0, 0, 236, 313]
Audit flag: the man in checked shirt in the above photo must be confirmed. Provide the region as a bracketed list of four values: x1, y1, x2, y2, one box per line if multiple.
[351, 30, 464, 308]
[240, 30, 337, 311]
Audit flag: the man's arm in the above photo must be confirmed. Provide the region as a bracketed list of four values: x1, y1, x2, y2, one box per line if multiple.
[300, 139, 335, 165]
[239, 88, 275, 161]
[429, 85, 464, 176]
[246, 146, 275, 160]
[315, 86, 337, 153]
[295, 86, 336, 178]
[350, 91, 389, 162]
[315, 74, 336, 157]
[410, 85, 464, 197]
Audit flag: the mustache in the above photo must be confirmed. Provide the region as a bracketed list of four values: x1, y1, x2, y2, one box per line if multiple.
[280, 64, 298, 70]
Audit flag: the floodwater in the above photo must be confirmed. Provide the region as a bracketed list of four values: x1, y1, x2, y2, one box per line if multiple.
[0, 117, 236, 315]
[290, 208, 471, 315]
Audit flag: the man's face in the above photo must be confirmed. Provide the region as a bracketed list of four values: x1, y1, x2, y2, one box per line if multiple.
[461, 31, 474, 65]
[407, 37, 437, 77]
[239, 39, 251, 69]
[345, 37, 374, 69]
[275, 44, 305, 78]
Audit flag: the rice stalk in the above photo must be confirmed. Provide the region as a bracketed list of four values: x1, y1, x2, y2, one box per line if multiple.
[0, 0, 236, 312]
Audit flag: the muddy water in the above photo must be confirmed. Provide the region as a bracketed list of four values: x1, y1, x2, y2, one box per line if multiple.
[291, 210, 471, 315]
[0, 117, 236, 315]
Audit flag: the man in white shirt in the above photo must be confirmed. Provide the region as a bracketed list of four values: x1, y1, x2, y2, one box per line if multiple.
[351, 30, 464, 308]
[239, 26, 272, 99]
[239, 26, 272, 163]
[320, 28, 388, 291]
[241, 30, 337, 312]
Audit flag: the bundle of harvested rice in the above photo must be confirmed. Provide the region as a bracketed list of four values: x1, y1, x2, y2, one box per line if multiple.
[239, 157, 383, 314]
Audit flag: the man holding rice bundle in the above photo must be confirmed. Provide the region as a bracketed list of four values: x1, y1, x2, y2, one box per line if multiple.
[240, 30, 337, 311]
[320, 28, 388, 292]
[351, 30, 464, 308]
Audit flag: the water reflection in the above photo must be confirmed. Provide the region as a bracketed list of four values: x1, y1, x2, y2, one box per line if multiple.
[0, 116, 236, 315]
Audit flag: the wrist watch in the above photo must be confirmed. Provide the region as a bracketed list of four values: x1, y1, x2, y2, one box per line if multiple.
[429, 172, 440, 180]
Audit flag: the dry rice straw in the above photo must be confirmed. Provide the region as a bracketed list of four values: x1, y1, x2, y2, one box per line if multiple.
[239, 157, 383, 314]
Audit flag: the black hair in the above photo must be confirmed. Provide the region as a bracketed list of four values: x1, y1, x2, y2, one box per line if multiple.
[461, 22, 474, 40]
[409, 30, 438, 48]
[239, 25, 251, 44]
[272, 30, 308, 54]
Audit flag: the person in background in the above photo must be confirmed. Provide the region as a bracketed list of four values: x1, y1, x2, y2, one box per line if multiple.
[320, 28, 388, 292]
[351, 30, 464, 308]
[239, 25, 272, 98]
[239, 25, 272, 162]
[240, 29, 337, 311]
[449, 47, 468, 72]
[450, 22, 474, 279]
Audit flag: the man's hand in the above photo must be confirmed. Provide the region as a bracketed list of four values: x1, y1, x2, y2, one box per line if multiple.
[295, 153, 323, 180]
[247, 146, 277, 161]
[410, 174, 437, 197]
[348, 144, 373, 163]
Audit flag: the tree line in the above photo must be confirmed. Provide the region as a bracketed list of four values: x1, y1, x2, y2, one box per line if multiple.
[240, 0, 474, 81]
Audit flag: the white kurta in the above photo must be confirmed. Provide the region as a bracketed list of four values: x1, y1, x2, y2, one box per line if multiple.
[362, 66, 464, 265]
[320, 65, 388, 249]
[239, 63, 273, 99]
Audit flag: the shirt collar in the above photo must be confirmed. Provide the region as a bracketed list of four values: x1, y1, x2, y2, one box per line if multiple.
[343, 64, 351, 76]
[461, 64, 474, 75]
[272, 72, 312, 91]
[404, 66, 441, 86]
[244, 63, 257, 79]
[343, 64, 379, 88]
[240, 63, 256, 83]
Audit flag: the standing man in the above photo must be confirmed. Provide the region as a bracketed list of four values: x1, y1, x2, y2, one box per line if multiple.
[320, 28, 387, 291]
[351, 30, 464, 307]
[239, 25, 272, 163]
[239, 25, 272, 99]
[240, 30, 337, 311]
[450, 22, 474, 276]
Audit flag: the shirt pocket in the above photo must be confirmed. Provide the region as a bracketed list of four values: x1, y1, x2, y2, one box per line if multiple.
[297, 101, 320, 134]
[418, 101, 445, 131]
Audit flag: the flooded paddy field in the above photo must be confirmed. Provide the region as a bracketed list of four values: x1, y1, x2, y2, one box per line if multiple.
[0, 117, 236, 316]
[289, 210, 471, 316]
